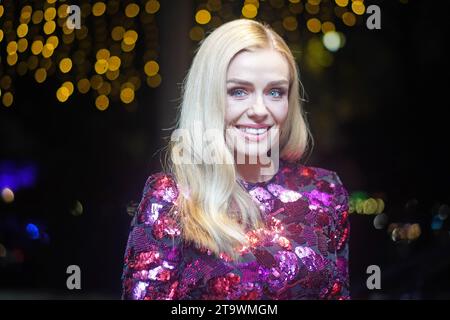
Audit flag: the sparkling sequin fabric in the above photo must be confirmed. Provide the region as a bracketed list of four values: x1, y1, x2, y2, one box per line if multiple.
[122, 159, 350, 300]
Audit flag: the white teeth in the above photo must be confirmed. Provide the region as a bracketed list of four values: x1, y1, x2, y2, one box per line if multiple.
[237, 127, 269, 135]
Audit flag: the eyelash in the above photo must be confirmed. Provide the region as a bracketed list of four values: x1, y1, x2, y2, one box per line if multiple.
[228, 88, 286, 98]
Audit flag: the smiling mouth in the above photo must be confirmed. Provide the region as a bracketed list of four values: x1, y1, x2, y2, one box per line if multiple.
[235, 125, 273, 136]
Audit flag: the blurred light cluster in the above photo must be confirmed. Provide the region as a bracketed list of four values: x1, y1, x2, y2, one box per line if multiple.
[431, 204, 449, 231]
[387, 223, 421, 242]
[349, 191, 385, 215]
[0, 162, 37, 202]
[0, 0, 161, 110]
[189, 0, 387, 73]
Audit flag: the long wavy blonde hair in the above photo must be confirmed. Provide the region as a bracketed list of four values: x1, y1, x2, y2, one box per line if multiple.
[163, 19, 312, 261]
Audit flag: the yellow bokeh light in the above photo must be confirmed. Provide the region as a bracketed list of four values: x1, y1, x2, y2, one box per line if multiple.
[242, 4, 257, 19]
[41, 58, 52, 71]
[47, 36, 59, 49]
[2, 92, 14, 107]
[0, 30, 3, 42]
[90, 75, 104, 90]
[59, 58, 73, 73]
[21, 5, 32, 18]
[106, 69, 120, 80]
[95, 59, 109, 74]
[18, 39, 28, 53]
[58, 4, 69, 18]
[75, 26, 89, 40]
[28, 56, 39, 70]
[7, 53, 18, 66]
[121, 42, 135, 52]
[35, 68, 47, 83]
[208, 0, 222, 12]
[321, 21, 336, 33]
[98, 82, 112, 95]
[96, 95, 109, 111]
[0, 5, 4, 18]
[306, 3, 320, 15]
[17, 24, 29, 38]
[42, 43, 54, 58]
[145, 0, 160, 14]
[47, 36, 59, 50]
[77, 79, 91, 94]
[31, 40, 44, 55]
[307, 18, 322, 33]
[120, 87, 135, 104]
[245, 0, 259, 8]
[62, 81, 74, 95]
[56, 86, 70, 102]
[144, 61, 159, 77]
[112, 26, 125, 41]
[44, 7, 57, 21]
[335, 0, 348, 7]
[62, 33, 75, 44]
[0, 76, 12, 90]
[351, 1, 365, 15]
[108, 56, 121, 71]
[125, 3, 140, 18]
[189, 26, 205, 41]
[7, 41, 18, 55]
[289, 3, 303, 14]
[195, 9, 211, 24]
[342, 12, 356, 26]
[283, 16, 298, 31]
[32, 10, 44, 24]
[92, 2, 107, 16]
[146, 74, 162, 88]
[122, 82, 136, 91]
[308, 0, 321, 4]
[129, 76, 141, 90]
[44, 21, 56, 34]
[96, 49, 110, 60]
[123, 30, 138, 45]
[62, 23, 75, 35]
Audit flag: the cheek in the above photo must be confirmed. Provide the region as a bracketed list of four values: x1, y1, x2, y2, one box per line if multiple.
[225, 99, 244, 125]
[268, 101, 289, 125]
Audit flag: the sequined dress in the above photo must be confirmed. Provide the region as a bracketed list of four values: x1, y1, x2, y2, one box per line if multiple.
[122, 159, 350, 300]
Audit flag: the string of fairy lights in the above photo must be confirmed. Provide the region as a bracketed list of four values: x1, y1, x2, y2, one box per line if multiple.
[0, 0, 161, 110]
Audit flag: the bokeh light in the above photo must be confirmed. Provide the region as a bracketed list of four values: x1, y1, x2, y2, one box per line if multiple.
[26, 223, 40, 240]
[1, 187, 15, 203]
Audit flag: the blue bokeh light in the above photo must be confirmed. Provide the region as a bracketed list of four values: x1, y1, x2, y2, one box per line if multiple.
[26, 223, 40, 240]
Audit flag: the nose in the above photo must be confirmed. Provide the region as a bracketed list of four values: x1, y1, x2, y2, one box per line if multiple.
[248, 94, 268, 119]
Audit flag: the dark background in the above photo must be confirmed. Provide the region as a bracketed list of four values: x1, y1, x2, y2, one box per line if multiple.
[1, 0, 449, 299]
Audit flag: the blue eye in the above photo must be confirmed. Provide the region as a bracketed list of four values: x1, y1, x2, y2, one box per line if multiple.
[229, 89, 247, 97]
[269, 89, 285, 98]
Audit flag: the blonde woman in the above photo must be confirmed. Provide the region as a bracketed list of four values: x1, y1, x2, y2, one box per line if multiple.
[122, 19, 350, 300]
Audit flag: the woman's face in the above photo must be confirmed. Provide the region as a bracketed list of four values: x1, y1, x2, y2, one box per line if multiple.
[225, 48, 290, 162]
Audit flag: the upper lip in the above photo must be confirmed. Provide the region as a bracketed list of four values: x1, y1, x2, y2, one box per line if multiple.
[235, 124, 272, 128]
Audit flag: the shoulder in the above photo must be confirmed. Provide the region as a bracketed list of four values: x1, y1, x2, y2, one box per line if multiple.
[132, 171, 181, 232]
[280, 159, 347, 193]
[141, 171, 179, 204]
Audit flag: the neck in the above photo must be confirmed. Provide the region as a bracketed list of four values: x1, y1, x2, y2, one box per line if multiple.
[235, 156, 279, 183]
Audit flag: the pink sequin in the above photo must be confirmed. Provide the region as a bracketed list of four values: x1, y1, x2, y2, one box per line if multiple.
[122, 161, 350, 300]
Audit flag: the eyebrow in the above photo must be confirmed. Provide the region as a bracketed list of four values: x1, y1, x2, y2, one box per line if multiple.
[226, 78, 290, 86]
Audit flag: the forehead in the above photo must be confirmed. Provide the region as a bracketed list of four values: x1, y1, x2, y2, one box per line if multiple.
[226, 49, 290, 82]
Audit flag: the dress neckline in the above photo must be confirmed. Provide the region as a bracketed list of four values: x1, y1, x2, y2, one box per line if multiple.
[237, 159, 285, 189]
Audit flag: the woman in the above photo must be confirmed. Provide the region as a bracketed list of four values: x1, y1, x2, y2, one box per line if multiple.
[122, 19, 350, 300]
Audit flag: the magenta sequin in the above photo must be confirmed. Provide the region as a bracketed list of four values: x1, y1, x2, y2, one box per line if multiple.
[122, 159, 350, 300]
